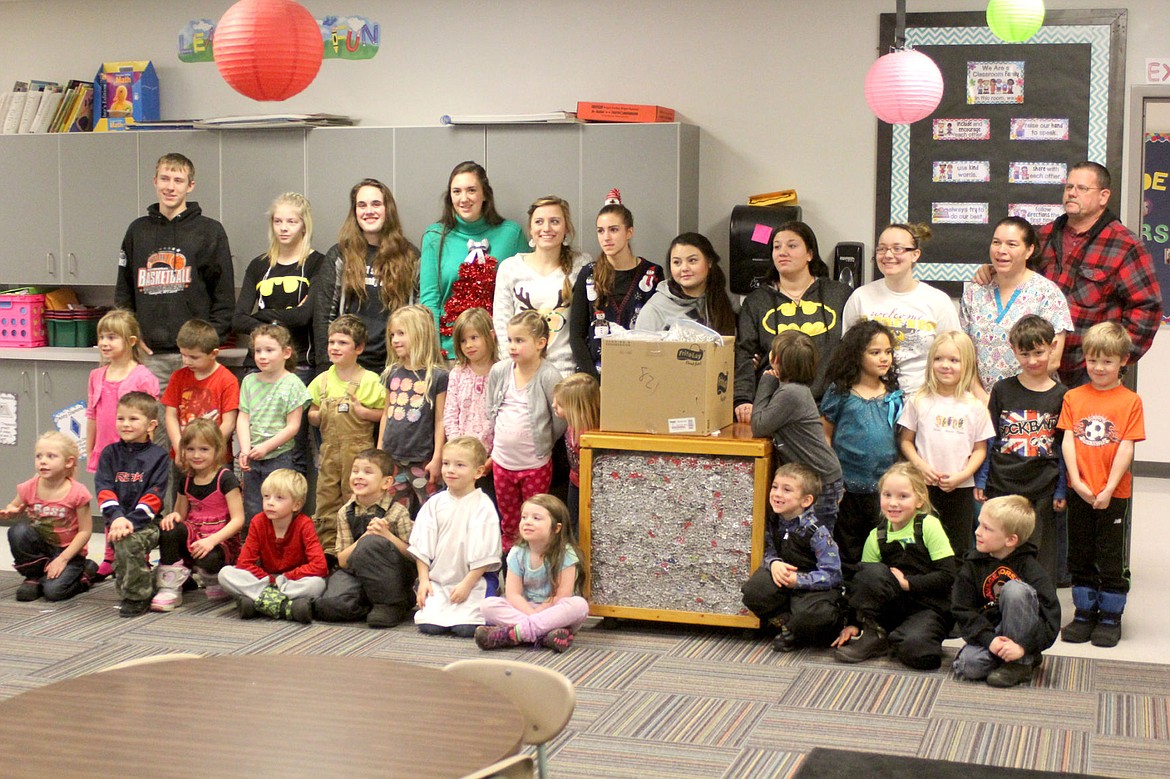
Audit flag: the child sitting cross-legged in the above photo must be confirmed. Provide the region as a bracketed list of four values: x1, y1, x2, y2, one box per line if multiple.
[952, 495, 1060, 688]
[831, 463, 956, 669]
[740, 463, 844, 652]
[475, 494, 589, 653]
[311, 449, 415, 629]
[409, 436, 503, 637]
[219, 469, 327, 623]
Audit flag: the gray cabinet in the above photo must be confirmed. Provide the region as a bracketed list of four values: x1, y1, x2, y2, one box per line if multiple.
[0, 359, 96, 517]
[60, 133, 139, 284]
[304, 127, 398, 250]
[0, 137, 61, 284]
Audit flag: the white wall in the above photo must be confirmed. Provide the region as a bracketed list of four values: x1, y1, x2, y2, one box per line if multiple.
[2, 0, 1166, 261]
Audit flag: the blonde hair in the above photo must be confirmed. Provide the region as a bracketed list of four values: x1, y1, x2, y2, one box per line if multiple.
[520, 494, 586, 595]
[882, 222, 933, 249]
[982, 495, 1035, 543]
[451, 307, 498, 366]
[176, 419, 226, 474]
[266, 192, 314, 266]
[97, 308, 145, 363]
[250, 322, 297, 373]
[35, 431, 79, 476]
[443, 436, 488, 470]
[508, 310, 551, 356]
[1082, 321, 1132, 360]
[919, 330, 978, 400]
[878, 462, 934, 518]
[383, 305, 446, 401]
[261, 468, 308, 508]
[553, 373, 599, 432]
[526, 195, 577, 300]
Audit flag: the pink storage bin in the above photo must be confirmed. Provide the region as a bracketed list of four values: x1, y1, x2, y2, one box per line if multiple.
[0, 293, 48, 347]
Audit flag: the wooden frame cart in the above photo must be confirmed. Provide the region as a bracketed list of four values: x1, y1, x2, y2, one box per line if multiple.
[579, 424, 772, 628]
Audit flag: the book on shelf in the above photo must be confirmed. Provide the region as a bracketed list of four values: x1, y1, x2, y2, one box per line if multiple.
[439, 111, 577, 125]
[2, 82, 29, 134]
[30, 86, 63, 133]
[194, 113, 355, 129]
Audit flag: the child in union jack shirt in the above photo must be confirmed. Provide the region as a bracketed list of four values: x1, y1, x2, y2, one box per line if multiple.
[975, 315, 1066, 585]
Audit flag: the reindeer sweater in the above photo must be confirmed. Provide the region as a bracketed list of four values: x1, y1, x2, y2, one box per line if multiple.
[492, 251, 591, 377]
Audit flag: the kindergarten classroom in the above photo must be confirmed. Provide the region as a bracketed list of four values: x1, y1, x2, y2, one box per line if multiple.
[2, 1, 1170, 777]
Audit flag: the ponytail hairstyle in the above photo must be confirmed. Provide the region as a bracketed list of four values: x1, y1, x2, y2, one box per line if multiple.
[520, 493, 586, 595]
[593, 190, 635, 306]
[765, 221, 830, 282]
[36, 431, 79, 477]
[250, 322, 298, 373]
[527, 195, 577, 301]
[664, 233, 737, 336]
[508, 310, 551, 356]
[883, 222, 933, 251]
[338, 178, 419, 313]
[265, 192, 314, 267]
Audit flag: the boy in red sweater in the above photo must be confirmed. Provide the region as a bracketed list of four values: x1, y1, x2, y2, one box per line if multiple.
[218, 469, 326, 622]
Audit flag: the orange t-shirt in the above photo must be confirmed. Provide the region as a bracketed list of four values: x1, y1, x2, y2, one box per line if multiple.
[1057, 384, 1145, 499]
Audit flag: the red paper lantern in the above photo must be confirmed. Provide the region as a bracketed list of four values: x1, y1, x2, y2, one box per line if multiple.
[214, 0, 323, 101]
[864, 49, 944, 125]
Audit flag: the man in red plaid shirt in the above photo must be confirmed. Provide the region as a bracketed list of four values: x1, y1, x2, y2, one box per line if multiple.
[1034, 161, 1162, 386]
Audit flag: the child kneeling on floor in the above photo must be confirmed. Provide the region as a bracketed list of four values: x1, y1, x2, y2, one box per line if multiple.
[312, 449, 415, 628]
[740, 463, 844, 652]
[831, 463, 956, 669]
[410, 436, 502, 637]
[952, 495, 1060, 688]
[476, 494, 589, 653]
[219, 469, 327, 622]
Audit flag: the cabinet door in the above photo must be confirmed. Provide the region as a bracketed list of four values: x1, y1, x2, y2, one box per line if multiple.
[393, 127, 486, 244]
[60, 133, 140, 285]
[36, 363, 97, 505]
[487, 125, 582, 239]
[581, 124, 700, 270]
[137, 131, 223, 220]
[0, 360, 39, 508]
[305, 127, 395, 253]
[0, 136, 61, 283]
[220, 130, 308, 281]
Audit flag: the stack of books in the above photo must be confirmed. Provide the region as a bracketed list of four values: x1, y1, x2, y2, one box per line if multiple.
[1, 79, 94, 134]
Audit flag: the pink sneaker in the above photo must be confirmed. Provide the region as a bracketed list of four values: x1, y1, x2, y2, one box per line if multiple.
[201, 573, 230, 601]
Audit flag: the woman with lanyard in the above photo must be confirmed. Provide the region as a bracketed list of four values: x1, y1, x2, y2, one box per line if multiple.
[233, 192, 329, 474]
[734, 221, 852, 422]
[568, 189, 664, 377]
[323, 178, 418, 372]
[960, 216, 1072, 398]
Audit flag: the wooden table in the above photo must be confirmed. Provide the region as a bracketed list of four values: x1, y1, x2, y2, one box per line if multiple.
[0, 655, 524, 779]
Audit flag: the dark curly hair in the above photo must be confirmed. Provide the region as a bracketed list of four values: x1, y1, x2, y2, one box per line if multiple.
[824, 320, 900, 394]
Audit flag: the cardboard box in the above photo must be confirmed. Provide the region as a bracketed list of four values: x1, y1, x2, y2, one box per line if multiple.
[93, 61, 159, 131]
[576, 101, 676, 123]
[600, 337, 733, 435]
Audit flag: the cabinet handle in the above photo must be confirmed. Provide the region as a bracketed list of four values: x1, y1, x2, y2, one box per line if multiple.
[67, 252, 78, 276]
[46, 252, 56, 276]
[20, 370, 30, 394]
[40, 371, 51, 395]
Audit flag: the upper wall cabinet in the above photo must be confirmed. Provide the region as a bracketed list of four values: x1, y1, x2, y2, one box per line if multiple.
[0, 124, 698, 287]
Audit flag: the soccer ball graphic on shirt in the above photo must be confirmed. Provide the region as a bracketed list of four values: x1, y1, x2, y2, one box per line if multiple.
[1076, 415, 1117, 447]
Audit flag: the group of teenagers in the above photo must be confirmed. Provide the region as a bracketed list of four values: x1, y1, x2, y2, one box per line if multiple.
[1, 153, 1159, 671]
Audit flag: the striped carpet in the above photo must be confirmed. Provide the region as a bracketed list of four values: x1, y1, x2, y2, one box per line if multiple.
[0, 571, 1167, 778]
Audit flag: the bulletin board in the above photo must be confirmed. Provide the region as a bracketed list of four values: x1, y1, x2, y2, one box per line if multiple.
[1142, 133, 1170, 322]
[874, 10, 1127, 296]
[579, 429, 771, 628]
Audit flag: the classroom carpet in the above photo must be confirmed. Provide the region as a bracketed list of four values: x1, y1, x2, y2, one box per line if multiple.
[0, 571, 1167, 779]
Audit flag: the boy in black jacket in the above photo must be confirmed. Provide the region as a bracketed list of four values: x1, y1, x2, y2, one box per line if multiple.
[115, 152, 234, 393]
[952, 495, 1061, 687]
[95, 392, 170, 617]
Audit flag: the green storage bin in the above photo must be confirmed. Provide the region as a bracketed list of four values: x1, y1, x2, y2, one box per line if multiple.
[48, 318, 99, 348]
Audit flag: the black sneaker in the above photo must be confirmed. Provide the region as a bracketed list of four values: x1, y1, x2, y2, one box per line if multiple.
[771, 625, 797, 653]
[834, 625, 890, 664]
[287, 598, 313, 624]
[1061, 617, 1095, 644]
[119, 599, 149, 618]
[1090, 621, 1121, 648]
[986, 660, 1034, 688]
[237, 596, 259, 620]
[366, 604, 406, 629]
[16, 580, 42, 602]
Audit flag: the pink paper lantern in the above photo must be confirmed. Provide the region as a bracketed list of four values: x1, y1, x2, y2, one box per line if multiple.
[864, 49, 944, 125]
[214, 0, 323, 101]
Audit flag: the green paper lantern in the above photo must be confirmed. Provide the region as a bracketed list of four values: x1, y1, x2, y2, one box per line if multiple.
[987, 0, 1045, 43]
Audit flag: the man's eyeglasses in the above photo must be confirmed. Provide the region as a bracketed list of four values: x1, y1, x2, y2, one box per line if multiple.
[1063, 184, 1102, 194]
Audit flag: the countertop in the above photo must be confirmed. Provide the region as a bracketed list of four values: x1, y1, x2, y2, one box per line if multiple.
[0, 347, 248, 364]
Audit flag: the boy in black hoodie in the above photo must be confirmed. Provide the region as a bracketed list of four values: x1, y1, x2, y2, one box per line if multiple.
[952, 495, 1060, 688]
[115, 153, 234, 393]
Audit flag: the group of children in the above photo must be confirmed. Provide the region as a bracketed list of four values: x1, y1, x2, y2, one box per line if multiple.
[740, 313, 1144, 685]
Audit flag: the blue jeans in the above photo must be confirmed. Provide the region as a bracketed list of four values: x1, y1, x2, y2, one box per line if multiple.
[953, 579, 1044, 680]
[242, 450, 298, 535]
